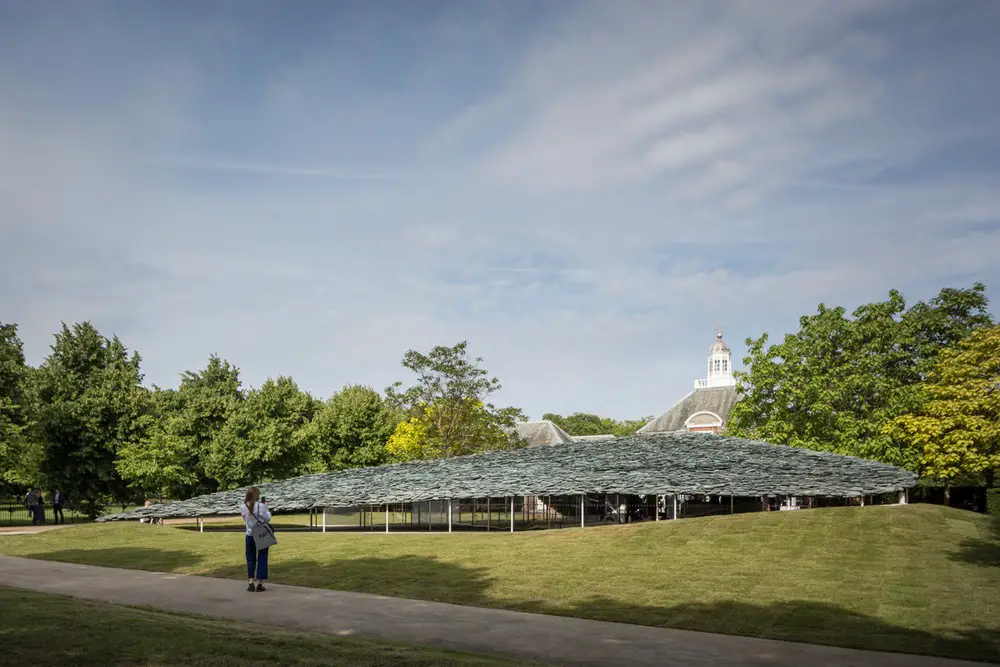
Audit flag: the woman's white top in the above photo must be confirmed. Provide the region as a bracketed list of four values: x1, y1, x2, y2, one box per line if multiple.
[240, 501, 272, 536]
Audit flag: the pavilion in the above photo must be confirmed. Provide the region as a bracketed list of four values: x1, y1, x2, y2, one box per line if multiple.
[100, 431, 918, 532]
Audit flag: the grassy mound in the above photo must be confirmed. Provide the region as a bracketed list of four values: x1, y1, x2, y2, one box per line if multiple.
[2, 504, 997, 663]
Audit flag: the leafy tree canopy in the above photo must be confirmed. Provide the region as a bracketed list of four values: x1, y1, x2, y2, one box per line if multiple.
[33, 322, 151, 517]
[542, 412, 652, 437]
[204, 376, 317, 489]
[886, 324, 1000, 486]
[0, 322, 34, 488]
[116, 355, 244, 500]
[300, 384, 402, 470]
[385, 341, 526, 460]
[728, 283, 992, 470]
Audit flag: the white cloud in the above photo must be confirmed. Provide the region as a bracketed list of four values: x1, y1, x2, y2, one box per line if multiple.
[2, 0, 999, 421]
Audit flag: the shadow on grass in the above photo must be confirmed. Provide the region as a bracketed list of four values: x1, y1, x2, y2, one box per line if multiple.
[516, 597, 1000, 664]
[23, 548, 1000, 664]
[26, 547, 206, 572]
[951, 515, 1000, 569]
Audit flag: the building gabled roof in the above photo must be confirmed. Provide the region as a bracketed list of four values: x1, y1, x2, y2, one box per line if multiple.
[637, 386, 739, 434]
[99, 431, 918, 522]
[512, 420, 575, 447]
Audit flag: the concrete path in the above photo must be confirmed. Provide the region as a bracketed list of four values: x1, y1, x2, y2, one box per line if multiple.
[0, 524, 70, 535]
[0, 556, 990, 667]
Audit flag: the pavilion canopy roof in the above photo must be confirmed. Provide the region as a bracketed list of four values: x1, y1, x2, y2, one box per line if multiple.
[99, 432, 918, 521]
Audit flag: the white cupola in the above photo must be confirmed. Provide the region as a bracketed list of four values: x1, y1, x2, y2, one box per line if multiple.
[695, 329, 736, 389]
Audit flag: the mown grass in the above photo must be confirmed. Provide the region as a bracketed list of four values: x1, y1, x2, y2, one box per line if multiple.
[1, 504, 998, 663]
[0, 586, 535, 667]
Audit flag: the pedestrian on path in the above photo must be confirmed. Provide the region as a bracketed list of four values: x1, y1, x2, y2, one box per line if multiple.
[240, 487, 271, 592]
[25, 488, 42, 525]
[52, 489, 66, 524]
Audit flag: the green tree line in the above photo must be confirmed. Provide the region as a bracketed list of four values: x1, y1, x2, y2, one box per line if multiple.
[541, 413, 652, 437]
[728, 282, 999, 491]
[0, 328, 526, 517]
[3, 282, 995, 516]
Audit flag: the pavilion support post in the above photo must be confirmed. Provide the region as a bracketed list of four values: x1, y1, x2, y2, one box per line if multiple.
[510, 497, 514, 533]
[322, 507, 327, 533]
[472, 499, 476, 528]
[487, 497, 491, 532]
[448, 499, 453, 533]
[198, 517, 203, 533]
[730, 494, 734, 514]
[581, 494, 585, 528]
[673, 494, 678, 520]
[385, 503, 389, 533]
[547, 496, 552, 529]
[656, 495, 660, 522]
[898, 490, 907, 505]
[860, 496, 865, 507]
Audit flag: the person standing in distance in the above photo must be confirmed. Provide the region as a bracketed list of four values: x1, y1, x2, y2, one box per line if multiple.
[52, 489, 66, 524]
[240, 487, 272, 592]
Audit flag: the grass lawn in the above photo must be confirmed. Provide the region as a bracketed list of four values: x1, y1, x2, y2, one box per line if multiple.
[0, 586, 535, 667]
[1, 504, 998, 663]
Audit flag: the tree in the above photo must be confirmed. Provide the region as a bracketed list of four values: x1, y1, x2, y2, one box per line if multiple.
[33, 322, 151, 517]
[114, 388, 195, 501]
[728, 284, 992, 469]
[300, 384, 402, 470]
[543, 412, 653, 437]
[384, 341, 526, 460]
[386, 399, 513, 461]
[0, 322, 34, 489]
[886, 325, 1000, 494]
[204, 376, 318, 488]
[117, 356, 244, 499]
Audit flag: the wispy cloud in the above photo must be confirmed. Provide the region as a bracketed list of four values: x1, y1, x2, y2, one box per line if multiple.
[2, 0, 998, 419]
[146, 156, 407, 180]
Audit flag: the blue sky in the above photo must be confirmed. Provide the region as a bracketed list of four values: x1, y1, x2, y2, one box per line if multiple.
[2, 0, 999, 420]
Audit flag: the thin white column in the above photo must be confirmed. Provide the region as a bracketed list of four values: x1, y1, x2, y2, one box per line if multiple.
[509, 497, 514, 533]
[656, 495, 660, 521]
[198, 517, 203, 533]
[322, 507, 327, 533]
[385, 503, 389, 533]
[898, 490, 907, 505]
[448, 498, 453, 533]
[672, 494, 678, 520]
[580, 494, 585, 528]
[487, 497, 491, 532]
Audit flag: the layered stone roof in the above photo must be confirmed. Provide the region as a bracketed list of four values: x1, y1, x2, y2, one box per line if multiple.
[99, 431, 917, 522]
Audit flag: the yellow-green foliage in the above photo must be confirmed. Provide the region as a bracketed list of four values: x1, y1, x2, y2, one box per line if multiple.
[386, 413, 430, 462]
[887, 325, 1000, 482]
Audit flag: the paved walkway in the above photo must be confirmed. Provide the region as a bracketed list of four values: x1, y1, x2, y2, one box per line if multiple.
[0, 556, 990, 667]
[0, 524, 70, 535]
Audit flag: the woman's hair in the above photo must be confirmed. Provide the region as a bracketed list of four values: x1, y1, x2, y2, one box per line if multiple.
[244, 486, 260, 511]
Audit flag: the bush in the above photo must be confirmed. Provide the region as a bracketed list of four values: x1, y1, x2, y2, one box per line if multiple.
[988, 488, 1000, 516]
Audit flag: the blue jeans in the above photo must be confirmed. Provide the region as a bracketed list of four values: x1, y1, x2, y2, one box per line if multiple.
[245, 534, 269, 580]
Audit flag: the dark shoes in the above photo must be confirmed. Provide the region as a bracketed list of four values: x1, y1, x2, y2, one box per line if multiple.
[255, 583, 266, 592]
[247, 583, 255, 592]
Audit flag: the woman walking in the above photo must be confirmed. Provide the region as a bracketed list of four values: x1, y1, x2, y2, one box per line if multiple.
[240, 487, 272, 592]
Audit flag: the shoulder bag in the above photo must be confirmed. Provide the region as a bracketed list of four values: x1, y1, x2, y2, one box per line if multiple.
[249, 503, 277, 551]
